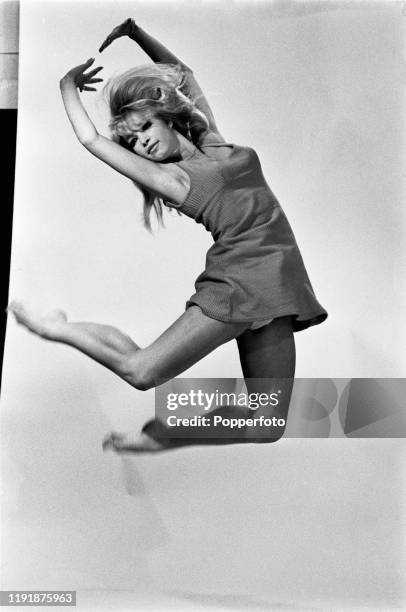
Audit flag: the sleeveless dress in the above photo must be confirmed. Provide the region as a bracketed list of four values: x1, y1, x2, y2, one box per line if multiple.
[169, 134, 328, 332]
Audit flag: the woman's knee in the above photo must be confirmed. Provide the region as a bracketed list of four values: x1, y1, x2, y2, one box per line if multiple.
[119, 351, 156, 391]
[253, 436, 283, 445]
[248, 430, 285, 445]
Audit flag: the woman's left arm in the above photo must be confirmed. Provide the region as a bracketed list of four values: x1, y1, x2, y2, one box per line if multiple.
[99, 20, 224, 140]
[60, 60, 185, 203]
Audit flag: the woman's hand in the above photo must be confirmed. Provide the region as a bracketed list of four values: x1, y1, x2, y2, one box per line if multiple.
[99, 18, 136, 53]
[60, 58, 103, 92]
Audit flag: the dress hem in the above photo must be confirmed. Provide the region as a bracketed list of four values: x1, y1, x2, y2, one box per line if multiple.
[185, 299, 328, 331]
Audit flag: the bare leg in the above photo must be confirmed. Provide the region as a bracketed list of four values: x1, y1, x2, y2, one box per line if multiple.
[236, 316, 296, 442]
[104, 316, 296, 453]
[8, 301, 247, 389]
[8, 301, 295, 453]
[8, 301, 143, 380]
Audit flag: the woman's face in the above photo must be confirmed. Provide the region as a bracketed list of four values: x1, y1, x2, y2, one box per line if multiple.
[123, 111, 180, 162]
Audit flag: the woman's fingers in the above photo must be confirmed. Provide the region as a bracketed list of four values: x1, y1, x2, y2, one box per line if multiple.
[99, 30, 119, 53]
[76, 64, 103, 92]
[98, 37, 111, 53]
[82, 76, 103, 88]
[66, 58, 95, 80]
[99, 18, 134, 53]
[86, 66, 103, 78]
[79, 57, 95, 70]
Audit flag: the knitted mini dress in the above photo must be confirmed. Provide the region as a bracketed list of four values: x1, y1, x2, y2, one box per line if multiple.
[170, 133, 328, 332]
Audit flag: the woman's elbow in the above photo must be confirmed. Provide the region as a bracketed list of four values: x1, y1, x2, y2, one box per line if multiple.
[79, 132, 99, 148]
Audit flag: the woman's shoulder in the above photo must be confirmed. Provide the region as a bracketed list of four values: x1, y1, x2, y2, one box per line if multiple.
[197, 129, 227, 147]
[199, 133, 258, 158]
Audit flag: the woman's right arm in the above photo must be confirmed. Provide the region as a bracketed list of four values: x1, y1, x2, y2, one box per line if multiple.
[59, 59, 101, 144]
[59, 60, 186, 204]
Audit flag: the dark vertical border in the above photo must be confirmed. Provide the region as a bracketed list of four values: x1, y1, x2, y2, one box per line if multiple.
[0, 108, 17, 392]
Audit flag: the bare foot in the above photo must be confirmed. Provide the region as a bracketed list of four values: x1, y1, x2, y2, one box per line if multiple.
[102, 431, 167, 454]
[8, 300, 68, 340]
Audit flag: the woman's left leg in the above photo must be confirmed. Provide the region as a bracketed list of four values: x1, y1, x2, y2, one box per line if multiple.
[104, 316, 296, 452]
[236, 316, 296, 443]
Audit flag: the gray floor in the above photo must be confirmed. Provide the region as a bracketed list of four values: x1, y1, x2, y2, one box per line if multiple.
[1, 439, 405, 611]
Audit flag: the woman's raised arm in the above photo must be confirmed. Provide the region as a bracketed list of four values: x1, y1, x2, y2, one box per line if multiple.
[99, 19, 223, 139]
[59, 59, 185, 204]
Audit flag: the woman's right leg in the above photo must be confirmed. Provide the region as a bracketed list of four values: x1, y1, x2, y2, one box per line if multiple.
[9, 302, 295, 451]
[8, 301, 248, 390]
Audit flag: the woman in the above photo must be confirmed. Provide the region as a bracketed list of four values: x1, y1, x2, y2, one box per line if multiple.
[9, 18, 327, 452]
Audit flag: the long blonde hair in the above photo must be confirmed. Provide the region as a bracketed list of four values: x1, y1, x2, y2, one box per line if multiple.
[105, 63, 209, 230]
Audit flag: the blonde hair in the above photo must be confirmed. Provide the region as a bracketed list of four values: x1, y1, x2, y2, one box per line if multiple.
[105, 63, 209, 230]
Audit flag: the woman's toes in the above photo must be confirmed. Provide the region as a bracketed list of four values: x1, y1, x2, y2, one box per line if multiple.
[102, 431, 120, 451]
[7, 300, 27, 321]
[8, 302, 67, 338]
[102, 430, 166, 453]
[8, 301, 42, 333]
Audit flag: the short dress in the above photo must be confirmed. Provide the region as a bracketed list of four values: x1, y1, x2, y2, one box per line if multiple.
[170, 133, 328, 332]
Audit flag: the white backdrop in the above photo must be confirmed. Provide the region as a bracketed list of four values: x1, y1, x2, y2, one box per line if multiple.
[1, 1, 405, 610]
[7, 0, 406, 379]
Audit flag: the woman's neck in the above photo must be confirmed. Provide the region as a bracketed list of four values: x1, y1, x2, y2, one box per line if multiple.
[176, 132, 199, 160]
